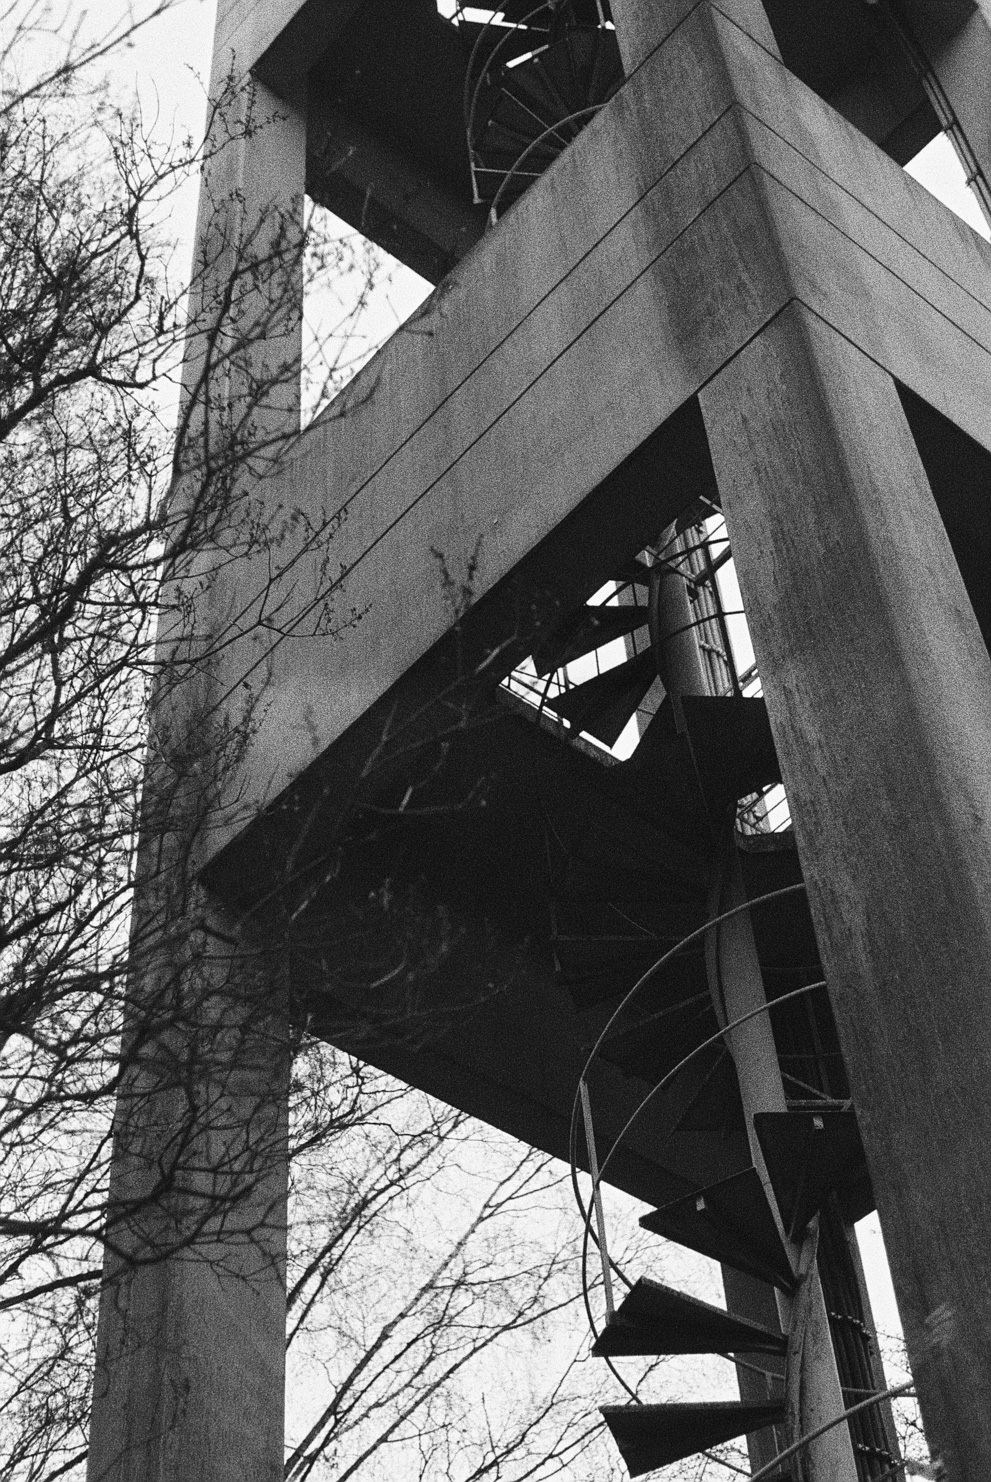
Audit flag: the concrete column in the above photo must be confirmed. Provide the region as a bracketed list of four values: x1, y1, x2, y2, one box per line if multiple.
[163, 11, 305, 848]
[699, 301, 991, 1482]
[610, 0, 779, 75]
[177, 71, 305, 451]
[88, 3, 305, 1476]
[88, 901, 290, 1482]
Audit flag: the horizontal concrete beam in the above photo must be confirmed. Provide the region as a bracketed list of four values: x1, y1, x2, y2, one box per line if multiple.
[214, 0, 363, 98]
[307, 97, 482, 281]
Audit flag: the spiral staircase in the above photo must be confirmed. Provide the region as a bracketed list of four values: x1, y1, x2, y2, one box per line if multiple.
[459, 0, 624, 220]
[506, 529, 901, 1478]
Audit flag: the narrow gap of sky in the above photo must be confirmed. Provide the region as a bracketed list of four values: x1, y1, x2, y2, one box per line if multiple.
[906, 131, 991, 238]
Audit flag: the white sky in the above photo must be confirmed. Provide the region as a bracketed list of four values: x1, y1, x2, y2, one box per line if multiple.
[108, 0, 218, 274]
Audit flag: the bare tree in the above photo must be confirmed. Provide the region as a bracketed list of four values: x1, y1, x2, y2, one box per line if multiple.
[0, 11, 666, 1482]
[284, 1068, 622, 1482]
[0, 23, 884, 1481]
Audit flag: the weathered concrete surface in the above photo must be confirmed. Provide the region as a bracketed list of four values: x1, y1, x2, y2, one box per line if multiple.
[213, 0, 360, 101]
[918, 4, 991, 209]
[196, 5, 782, 853]
[87, 45, 305, 1482]
[611, 0, 781, 68]
[93, 1, 991, 1479]
[714, 11, 991, 434]
[701, 302, 991, 1482]
[87, 901, 291, 1482]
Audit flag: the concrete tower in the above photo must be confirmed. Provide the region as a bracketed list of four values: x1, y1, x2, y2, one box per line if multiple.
[87, 3, 991, 1480]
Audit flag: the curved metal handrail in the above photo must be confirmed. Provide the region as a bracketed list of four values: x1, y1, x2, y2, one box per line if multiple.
[567, 881, 814, 1343]
[463, 0, 615, 209]
[486, 103, 602, 221]
[463, 1, 561, 203]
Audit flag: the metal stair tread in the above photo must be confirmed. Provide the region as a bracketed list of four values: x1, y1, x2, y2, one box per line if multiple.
[592, 1275, 786, 1357]
[532, 602, 648, 676]
[640, 1166, 796, 1291]
[601, 1400, 786, 1476]
[542, 648, 657, 747]
[754, 1109, 875, 1237]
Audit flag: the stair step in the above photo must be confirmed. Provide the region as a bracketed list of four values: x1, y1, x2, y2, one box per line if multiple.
[596, 689, 776, 833]
[542, 648, 657, 747]
[608, 704, 714, 843]
[532, 603, 648, 676]
[582, 976, 711, 1043]
[542, 760, 713, 893]
[501, 27, 620, 113]
[736, 841, 822, 975]
[601, 1401, 786, 1476]
[754, 1109, 875, 1238]
[640, 1166, 795, 1291]
[592, 1276, 786, 1357]
[662, 1045, 745, 1134]
[552, 875, 703, 915]
[679, 693, 781, 821]
[458, 19, 546, 65]
[610, 555, 652, 588]
[560, 802, 712, 889]
[602, 1038, 743, 1135]
[550, 876, 705, 934]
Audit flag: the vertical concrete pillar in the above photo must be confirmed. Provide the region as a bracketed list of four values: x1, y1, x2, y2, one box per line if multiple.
[700, 302, 991, 1482]
[88, 904, 291, 1482]
[610, 0, 779, 75]
[88, 4, 305, 1477]
[177, 66, 305, 452]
